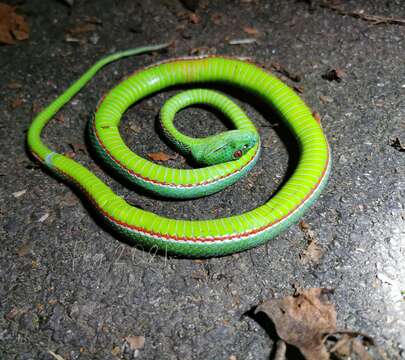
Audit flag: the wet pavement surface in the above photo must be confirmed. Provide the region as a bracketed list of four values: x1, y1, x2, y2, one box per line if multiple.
[0, 0, 404, 359]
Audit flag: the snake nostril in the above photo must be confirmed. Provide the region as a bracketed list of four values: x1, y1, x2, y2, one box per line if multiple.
[234, 150, 242, 158]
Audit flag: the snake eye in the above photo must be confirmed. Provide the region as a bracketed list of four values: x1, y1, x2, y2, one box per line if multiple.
[233, 150, 243, 158]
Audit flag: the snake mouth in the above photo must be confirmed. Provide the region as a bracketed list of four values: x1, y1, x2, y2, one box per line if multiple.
[233, 150, 243, 158]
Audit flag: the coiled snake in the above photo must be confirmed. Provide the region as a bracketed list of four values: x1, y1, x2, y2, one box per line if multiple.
[27, 44, 331, 258]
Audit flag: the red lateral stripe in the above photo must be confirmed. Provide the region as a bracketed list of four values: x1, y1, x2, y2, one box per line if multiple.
[33, 145, 329, 243]
[93, 122, 258, 188]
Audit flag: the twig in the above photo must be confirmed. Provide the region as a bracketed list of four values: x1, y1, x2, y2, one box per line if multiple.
[270, 62, 301, 82]
[321, 2, 405, 25]
[229, 38, 257, 45]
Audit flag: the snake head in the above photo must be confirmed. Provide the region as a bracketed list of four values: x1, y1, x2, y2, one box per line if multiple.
[191, 130, 258, 166]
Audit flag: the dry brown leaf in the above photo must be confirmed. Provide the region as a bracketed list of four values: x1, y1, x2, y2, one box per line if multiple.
[330, 334, 356, 357]
[326, 331, 388, 360]
[352, 338, 374, 360]
[243, 26, 259, 35]
[147, 152, 177, 162]
[12, 12, 28, 40]
[256, 288, 337, 360]
[0, 3, 29, 45]
[124, 335, 145, 350]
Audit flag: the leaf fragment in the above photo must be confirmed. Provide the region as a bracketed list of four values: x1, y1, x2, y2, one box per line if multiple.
[124, 335, 145, 350]
[299, 221, 323, 265]
[243, 26, 259, 35]
[147, 152, 178, 162]
[319, 95, 333, 103]
[5, 307, 25, 320]
[313, 111, 321, 124]
[390, 137, 405, 152]
[189, 12, 200, 24]
[17, 241, 31, 257]
[111, 346, 121, 356]
[322, 67, 345, 82]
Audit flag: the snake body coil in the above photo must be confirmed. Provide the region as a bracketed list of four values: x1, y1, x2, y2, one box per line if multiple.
[28, 44, 331, 258]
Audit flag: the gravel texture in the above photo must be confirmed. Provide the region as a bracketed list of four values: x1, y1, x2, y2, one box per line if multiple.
[0, 0, 404, 359]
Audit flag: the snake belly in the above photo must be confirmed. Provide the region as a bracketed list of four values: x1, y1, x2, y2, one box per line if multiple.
[27, 45, 331, 258]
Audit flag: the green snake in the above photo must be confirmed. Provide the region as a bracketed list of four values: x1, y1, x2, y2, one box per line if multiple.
[27, 44, 331, 258]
